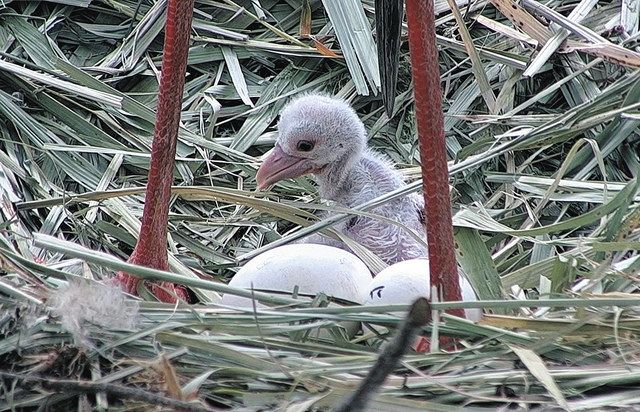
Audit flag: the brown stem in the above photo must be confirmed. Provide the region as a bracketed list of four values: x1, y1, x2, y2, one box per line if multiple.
[116, 0, 195, 302]
[0, 371, 218, 412]
[375, 0, 403, 116]
[406, 0, 464, 316]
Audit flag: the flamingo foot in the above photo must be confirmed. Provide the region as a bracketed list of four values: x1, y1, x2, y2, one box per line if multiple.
[114, 272, 188, 303]
[114, 272, 141, 295]
[413, 336, 430, 353]
[412, 336, 463, 353]
[149, 281, 189, 303]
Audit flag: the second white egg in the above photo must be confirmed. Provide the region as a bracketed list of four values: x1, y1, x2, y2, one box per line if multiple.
[362, 258, 482, 321]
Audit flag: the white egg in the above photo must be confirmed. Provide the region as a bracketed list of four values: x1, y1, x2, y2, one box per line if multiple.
[362, 258, 482, 321]
[222, 244, 372, 307]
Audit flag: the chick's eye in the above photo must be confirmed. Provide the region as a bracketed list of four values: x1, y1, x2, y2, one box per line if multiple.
[296, 140, 315, 152]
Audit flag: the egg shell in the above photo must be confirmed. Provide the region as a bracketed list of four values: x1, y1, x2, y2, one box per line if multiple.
[362, 258, 482, 321]
[222, 244, 372, 307]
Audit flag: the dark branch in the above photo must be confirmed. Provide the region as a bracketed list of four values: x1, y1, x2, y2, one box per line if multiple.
[0, 371, 219, 412]
[375, 0, 404, 116]
[333, 297, 432, 412]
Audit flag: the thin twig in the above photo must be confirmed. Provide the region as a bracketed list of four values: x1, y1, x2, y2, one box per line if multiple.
[250, 287, 295, 379]
[333, 298, 432, 412]
[0, 371, 219, 412]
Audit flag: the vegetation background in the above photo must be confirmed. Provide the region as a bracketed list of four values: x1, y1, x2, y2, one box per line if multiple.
[1, 0, 640, 410]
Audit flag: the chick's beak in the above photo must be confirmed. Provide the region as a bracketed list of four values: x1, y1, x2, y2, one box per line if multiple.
[256, 145, 313, 190]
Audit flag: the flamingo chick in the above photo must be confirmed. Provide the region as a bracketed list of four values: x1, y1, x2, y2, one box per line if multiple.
[256, 94, 426, 264]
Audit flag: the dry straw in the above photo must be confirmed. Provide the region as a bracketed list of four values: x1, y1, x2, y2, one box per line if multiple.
[1, 0, 640, 410]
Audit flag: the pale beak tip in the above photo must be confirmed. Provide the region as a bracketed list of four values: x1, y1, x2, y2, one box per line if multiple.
[256, 171, 269, 190]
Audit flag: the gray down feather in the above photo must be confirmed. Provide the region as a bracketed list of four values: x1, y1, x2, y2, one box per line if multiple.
[277, 93, 428, 264]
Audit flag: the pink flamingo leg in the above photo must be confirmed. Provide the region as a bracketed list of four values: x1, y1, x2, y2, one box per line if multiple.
[406, 0, 464, 317]
[115, 0, 195, 303]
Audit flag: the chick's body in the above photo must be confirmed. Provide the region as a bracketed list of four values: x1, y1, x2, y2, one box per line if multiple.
[309, 150, 427, 264]
[257, 94, 427, 264]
